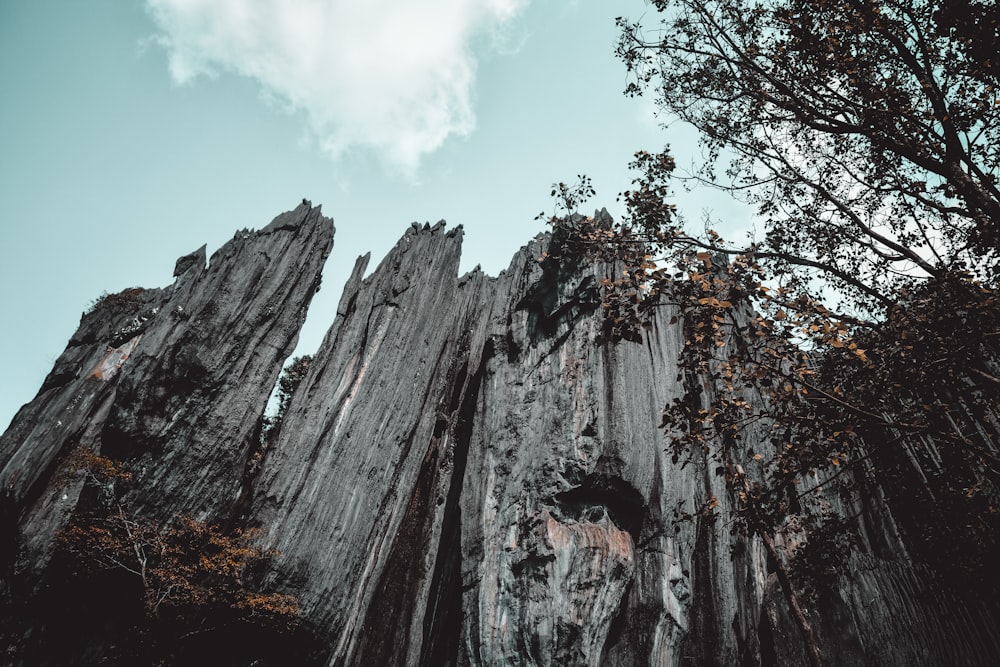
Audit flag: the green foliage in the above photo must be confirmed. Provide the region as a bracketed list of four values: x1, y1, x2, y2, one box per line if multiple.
[56, 452, 297, 620]
[275, 355, 313, 418]
[819, 278, 1000, 586]
[788, 513, 854, 601]
[617, 0, 1000, 313]
[46, 452, 303, 664]
[536, 175, 597, 222]
[599, 0, 1000, 589]
[259, 355, 313, 459]
[85, 287, 147, 316]
[57, 509, 297, 624]
[541, 1, 999, 662]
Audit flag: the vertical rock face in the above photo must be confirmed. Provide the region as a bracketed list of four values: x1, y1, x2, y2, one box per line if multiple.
[106, 206, 334, 524]
[1, 205, 998, 666]
[251, 222, 492, 664]
[455, 251, 682, 667]
[0, 203, 333, 580]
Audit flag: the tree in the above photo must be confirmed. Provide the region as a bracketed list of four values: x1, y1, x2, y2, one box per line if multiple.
[542, 2, 1000, 664]
[259, 355, 313, 442]
[50, 450, 300, 662]
[616, 0, 999, 315]
[58, 507, 298, 625]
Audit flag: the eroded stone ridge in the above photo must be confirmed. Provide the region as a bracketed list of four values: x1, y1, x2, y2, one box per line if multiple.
[0, 203, 333, 576]
[1, 206, 998, 666]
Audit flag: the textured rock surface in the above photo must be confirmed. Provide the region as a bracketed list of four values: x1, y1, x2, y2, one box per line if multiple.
[0, 203, 333, 580]
[1, 205, 998, 666]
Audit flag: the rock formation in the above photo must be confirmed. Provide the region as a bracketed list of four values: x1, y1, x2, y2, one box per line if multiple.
[1, 203, 997, 665]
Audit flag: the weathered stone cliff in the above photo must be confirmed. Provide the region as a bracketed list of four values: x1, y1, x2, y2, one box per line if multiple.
[1, 203, 998, 666]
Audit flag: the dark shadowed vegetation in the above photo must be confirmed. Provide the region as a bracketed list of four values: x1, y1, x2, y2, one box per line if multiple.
[540, 2, 999, 664]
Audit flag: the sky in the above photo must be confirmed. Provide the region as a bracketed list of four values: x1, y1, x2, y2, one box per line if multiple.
[0, 0, 752, 431]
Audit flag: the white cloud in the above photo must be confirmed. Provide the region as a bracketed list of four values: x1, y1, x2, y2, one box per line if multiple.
[145, 0, 529, 173]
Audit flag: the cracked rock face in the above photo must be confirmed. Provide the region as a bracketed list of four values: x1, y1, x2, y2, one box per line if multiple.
[2, 206, 999, 666]
[0, 203, 333, 580]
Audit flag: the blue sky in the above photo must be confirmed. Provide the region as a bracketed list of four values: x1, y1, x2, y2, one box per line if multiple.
[0, 0, 751, 430]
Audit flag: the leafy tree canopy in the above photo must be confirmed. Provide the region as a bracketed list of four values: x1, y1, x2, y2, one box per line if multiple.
[615, 0, 999, 315]
[539, 3, 1000, 664]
